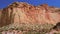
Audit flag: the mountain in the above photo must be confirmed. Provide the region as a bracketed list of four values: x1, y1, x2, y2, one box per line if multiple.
[0, 2, 60, 27]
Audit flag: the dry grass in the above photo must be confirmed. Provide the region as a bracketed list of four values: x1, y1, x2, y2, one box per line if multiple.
[0, 23, 59, 34]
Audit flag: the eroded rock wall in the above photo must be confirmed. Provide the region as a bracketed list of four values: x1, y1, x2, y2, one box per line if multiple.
[0, 2, 60, 27]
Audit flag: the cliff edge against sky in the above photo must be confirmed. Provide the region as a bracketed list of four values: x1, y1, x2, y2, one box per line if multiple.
[0, 2, 60, 27]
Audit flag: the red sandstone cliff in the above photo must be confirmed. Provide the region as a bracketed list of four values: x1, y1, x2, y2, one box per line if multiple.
[0, 2, 60, 27]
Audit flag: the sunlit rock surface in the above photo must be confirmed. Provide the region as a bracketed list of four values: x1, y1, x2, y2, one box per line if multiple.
[0, 2, 60, 27]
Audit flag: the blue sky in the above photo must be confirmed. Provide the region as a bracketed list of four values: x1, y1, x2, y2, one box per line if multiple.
[0, 0, 60, 9]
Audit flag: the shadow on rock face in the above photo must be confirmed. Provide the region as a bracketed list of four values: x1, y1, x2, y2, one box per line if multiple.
[52, 22, 60, 30]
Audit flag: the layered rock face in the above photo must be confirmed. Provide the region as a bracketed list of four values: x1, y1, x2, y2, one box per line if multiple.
[0, 2, 60, 27]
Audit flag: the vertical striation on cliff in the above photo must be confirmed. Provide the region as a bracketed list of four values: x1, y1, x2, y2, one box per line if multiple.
[0, 2, 60, 27]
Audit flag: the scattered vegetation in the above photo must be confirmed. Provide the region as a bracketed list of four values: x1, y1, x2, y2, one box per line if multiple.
[0, 23, 59, 34]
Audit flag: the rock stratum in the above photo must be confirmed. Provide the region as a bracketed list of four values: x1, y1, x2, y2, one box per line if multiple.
[0, 2, 60, 27]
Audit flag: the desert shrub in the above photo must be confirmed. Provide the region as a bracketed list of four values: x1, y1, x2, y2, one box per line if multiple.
[0, 32, 2, 34]
[0, 23, 55, 34]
